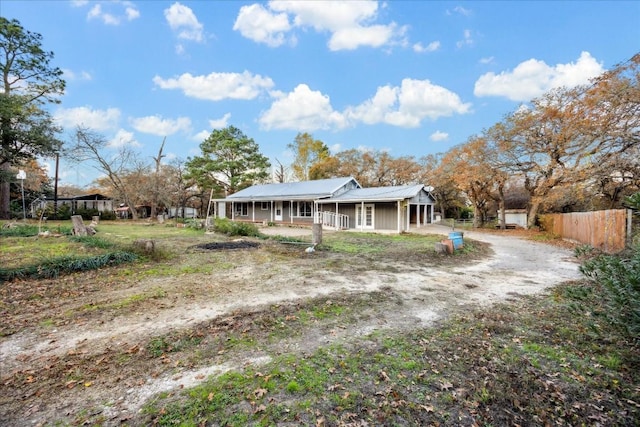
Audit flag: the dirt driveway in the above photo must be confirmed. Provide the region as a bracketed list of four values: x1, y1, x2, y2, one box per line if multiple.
[0, 225, 581, 425]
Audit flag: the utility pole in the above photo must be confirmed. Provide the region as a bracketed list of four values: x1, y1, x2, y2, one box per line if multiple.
[16, 170, 26, 219]
[54, 153, 59, 219]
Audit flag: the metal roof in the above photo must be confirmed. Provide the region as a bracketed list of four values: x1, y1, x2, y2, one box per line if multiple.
[322, 184, 429, 202]
[226, 177, 359, 201]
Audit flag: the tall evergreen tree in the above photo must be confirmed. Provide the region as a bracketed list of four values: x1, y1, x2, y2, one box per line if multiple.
[185, 125, 270, 196]
[0, 18, 65, 218]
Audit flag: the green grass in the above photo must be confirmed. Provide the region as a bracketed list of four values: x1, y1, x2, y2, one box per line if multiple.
[320, 232, 441, 254]
[0, 220, 214, 281]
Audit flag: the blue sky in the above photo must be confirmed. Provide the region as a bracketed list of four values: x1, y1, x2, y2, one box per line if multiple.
[4, 0, 639, 188]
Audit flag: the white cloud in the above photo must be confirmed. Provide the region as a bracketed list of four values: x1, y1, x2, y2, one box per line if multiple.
[413, 40, 440, 53]
[193, 114, 232, 141]
[54, 106, 120, 131]
[430, 130, 449, 141]
[175, 44, 186, 56]
[329, 23, 403, 51]
[164, 2, 204, 42]
[233, 3, 292, 47]
[62, 69, 92, 81]
[479, 56, 494, 65]
[456, 29, 474, 48]
[346, 79, 471, 127]
[125, 6, 140, 21]
[345, 85, 398, 125]
[130, 115, 191, 136]
[234, 1, 407, 51]
[193, 130, 211, 142]
[153, 71, 274, 101]
[85, 1, 140, 25]
[452, 6, 472, 16]
[259, 84, 347, 131]
[209, 114, 231, 129]
[259, 78, 470, 131]
[107, 129, 140, 148]
[474, 51, 604, 101]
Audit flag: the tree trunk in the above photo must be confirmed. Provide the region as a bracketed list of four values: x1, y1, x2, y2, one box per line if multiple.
[472, 205, 481, 228]
[527, 199, 541, 229]
[497, 183, 506, 230]
[0, 163, 10, 219]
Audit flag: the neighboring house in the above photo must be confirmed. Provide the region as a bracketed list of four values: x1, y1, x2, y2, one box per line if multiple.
[30, 194, 113, 217]
[210, 177, 436, 233]
[497, 209, 528, 228]
[168, 207, 199, 219]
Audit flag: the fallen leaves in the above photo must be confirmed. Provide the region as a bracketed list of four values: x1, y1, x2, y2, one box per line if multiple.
[253, 388, 268, 399]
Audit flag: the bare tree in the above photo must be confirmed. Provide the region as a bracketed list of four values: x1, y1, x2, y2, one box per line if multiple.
[67, 127, 144, 220]
[273, 158, 288, 183]
[149, 137, 166, 219]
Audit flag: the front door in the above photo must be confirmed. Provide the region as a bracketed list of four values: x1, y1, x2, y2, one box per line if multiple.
[275, 201, 283, 221]
[356, 204, 374, 229]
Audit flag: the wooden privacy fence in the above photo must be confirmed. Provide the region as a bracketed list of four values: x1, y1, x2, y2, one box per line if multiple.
[540, 209, 630, 253]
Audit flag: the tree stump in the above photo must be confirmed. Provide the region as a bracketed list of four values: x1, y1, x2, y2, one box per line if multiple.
[133, 239, 156, 254]
[312, 223, 323, 245]
[71, 215, 88, 236]
[436, 240, 454, 254]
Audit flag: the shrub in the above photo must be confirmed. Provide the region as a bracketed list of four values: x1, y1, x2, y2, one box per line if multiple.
[213, 218, 261, 237]
[100, 210, 117, 220]
[579, 245, 640, 341]
[75, 207, 100, 220]
[56, 204, 72, 220]
[0, 251, 138, 282]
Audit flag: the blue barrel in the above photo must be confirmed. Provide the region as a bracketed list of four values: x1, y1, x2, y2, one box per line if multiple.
[448, 232, 464, 250]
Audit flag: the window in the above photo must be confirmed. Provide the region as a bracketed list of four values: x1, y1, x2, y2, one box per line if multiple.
[235, 203, 248, 216]
[261, 202, 269, 210]
[294, 201, 312, 217]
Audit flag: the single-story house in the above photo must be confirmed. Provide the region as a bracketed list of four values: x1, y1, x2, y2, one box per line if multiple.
[210, 177, 436, 233]
[30, 193, 113, 217]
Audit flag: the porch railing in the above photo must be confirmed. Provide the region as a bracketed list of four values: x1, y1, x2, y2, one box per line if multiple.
[316, 211, 349, 230]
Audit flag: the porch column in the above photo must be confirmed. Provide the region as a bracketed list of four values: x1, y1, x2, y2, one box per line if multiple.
[397, 201, 401, 233]
[252, 201, 255, 222]
[360, 201, 365, 231]
[314, 201, 319, 224]
[270, 201, 273, 222]
[336, 202, 339, 229]
[231, 202, 235, 221]
[290, 200, 294, 224]
[405, 201, 410, 232]
[417, 203, 421, 228]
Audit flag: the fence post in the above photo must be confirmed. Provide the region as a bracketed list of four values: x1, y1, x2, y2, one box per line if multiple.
[627, 209, 633, 248]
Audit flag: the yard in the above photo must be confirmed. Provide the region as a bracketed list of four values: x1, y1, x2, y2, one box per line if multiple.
[0, 221, 637, 426]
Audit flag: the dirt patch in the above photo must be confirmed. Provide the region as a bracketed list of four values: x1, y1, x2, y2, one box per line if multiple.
[191, 240, 261, 251]
[0, 225, 581, 426]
